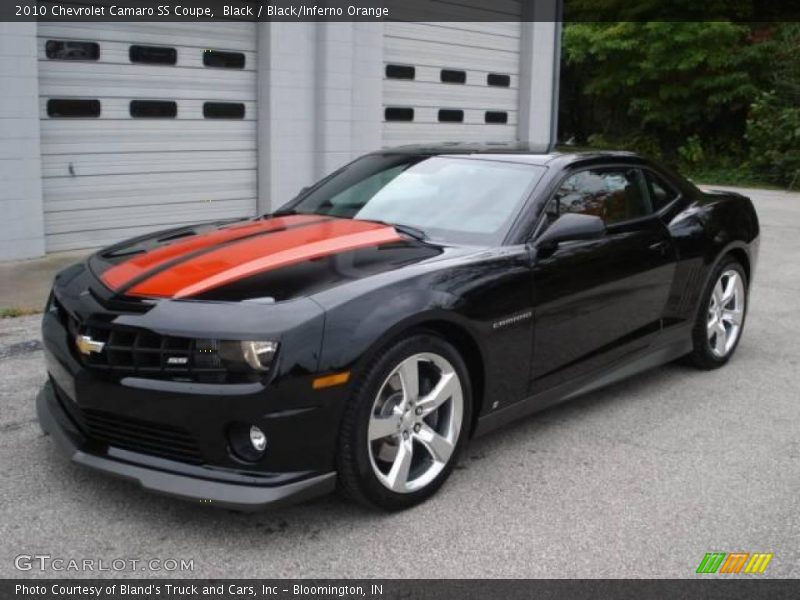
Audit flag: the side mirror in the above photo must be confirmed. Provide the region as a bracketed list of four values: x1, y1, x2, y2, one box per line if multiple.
[534, 213, 605, 249]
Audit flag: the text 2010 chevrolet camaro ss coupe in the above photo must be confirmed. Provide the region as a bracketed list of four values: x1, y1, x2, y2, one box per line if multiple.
[37, 144, 759, 511]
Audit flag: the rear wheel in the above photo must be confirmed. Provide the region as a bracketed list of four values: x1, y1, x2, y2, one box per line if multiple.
[686, 258, 748, 369]
[337, 333, 471, 510]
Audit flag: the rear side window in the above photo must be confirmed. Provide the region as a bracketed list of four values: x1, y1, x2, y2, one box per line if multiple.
[547, 168, 652, 227]
[644, 171, 679, 211]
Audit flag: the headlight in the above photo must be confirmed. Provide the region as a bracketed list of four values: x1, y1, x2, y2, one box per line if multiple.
[218, 340, 279, 372]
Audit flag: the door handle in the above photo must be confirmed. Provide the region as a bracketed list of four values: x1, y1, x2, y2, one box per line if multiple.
[648, 241, 670, 255]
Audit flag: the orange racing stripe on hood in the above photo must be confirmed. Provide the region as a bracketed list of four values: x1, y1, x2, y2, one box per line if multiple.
[126, 219, 403, 299]
[101, 214, 325, 291]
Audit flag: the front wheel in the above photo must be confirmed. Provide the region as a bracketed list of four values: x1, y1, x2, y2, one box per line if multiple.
[336, 333, 472, 510]
[686, 258, 748, 369]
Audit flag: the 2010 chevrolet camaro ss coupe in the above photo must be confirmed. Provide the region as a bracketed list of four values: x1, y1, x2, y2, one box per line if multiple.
[37, 144, 760, 511]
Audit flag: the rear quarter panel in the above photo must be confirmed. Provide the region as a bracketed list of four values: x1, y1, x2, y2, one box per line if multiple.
[662, 188, 760, 326]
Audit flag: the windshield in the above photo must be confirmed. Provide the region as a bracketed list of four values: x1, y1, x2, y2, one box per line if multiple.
[280, 154, 545, 245]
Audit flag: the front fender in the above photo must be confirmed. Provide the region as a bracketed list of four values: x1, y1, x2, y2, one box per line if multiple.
[316, 281, 468, 373]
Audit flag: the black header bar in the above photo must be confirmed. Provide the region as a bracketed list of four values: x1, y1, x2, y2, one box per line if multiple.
[2, 0, 800, 22]
[3, 579, 800, 600]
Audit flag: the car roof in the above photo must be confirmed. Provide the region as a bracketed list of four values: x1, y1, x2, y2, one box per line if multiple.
[376, 142, 641, 166]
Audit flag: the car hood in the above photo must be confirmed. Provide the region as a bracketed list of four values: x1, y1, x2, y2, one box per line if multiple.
[89, 214, 453, 303]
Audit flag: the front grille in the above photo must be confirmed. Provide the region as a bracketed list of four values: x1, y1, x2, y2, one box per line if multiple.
[66, 316, 234, 383]
[55, 386, 203, 464]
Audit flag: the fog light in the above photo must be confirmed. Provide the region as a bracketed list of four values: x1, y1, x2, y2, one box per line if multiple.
[249, 425, 267, 452]
[228, 422, 267, 462]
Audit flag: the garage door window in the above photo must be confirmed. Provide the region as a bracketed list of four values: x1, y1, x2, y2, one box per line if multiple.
[130, 100, 177, 118]
[203, 102, 245, 119]
[203, 50, 245, 69]
[385, 64, 415, 79]
[438, 109, 464, 123]
[47, 99, 100, 118]
[487, 73, 511, 87]
[440, 69, 466, 84]
[45, 40, 99, 61]
[485, 111, 508, 124]
[130, 45, 177, 65]
[385, 107, 414, 121]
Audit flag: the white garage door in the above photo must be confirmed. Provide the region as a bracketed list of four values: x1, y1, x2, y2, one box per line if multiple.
[37, 22, 257, 252]
[382, 3, 522, 146]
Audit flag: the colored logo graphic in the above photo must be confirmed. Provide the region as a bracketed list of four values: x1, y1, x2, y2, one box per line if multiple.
[696, 552, 773, 574]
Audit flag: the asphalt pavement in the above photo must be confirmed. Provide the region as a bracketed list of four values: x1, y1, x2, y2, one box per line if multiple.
[0, 186, 798, 579]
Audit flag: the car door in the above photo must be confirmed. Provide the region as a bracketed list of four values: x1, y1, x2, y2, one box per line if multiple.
[528, 165, 677, 394]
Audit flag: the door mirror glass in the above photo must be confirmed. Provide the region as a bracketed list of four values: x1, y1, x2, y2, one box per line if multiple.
[535, 213, 605, 248]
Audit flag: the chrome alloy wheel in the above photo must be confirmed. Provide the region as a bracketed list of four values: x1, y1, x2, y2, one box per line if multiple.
[367, 353, 464, 494]
[707, 269, 746, 358]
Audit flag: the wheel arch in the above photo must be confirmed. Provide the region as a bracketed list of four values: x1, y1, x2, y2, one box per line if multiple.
[352, 312, 487, 438]
[703, 240, 752, 293]
[725, 246, 751, 284]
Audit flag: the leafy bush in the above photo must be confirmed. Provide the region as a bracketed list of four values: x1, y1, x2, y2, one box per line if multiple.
[585, 133, 662, 159]
[677, 135, 705, 167]
[746, 92, 800, 188]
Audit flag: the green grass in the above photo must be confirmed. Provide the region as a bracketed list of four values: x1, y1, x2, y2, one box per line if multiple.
[1, 307, 41, 319]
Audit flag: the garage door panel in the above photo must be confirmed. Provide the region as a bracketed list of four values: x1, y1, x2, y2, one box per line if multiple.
[393, 65, 518, 88]
[44, 216, 248, 253]
[37, 39, 257, 71]
[385, 38, 519, 74]
[42, 151, 257, 178]
[401, 21, 523, 38]
[384, 123, 517, 144]
[407, 108, 518, 125]
[384, 81, 517, 110]
[41, 120, 255, 154]
[385, 22, 520, 53]
[45, 199, 254, 239]
[43, 171, 255, 210]
[39, 98, 256, 121]
[39, 62, 254, 101]
[38, 22, 257, 252]
[38, 22, 256, 52]
[382, 16, 521, 147]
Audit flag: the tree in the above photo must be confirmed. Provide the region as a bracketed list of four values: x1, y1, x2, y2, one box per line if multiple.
[560, 22, 770, 159]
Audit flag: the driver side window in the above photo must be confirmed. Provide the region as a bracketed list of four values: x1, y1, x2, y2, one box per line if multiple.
[544, 167, 653, 229]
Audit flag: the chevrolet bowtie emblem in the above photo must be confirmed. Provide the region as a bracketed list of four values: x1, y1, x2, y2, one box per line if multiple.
[75, 334, 105, 356]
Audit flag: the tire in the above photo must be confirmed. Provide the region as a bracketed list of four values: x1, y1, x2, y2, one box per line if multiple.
[336, 332, 472, 510]
[685, 257, 748, 370]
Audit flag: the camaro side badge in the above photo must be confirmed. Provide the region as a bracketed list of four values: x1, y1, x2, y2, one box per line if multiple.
[75, 334, 105, 356]
[492, 311, 533, 330]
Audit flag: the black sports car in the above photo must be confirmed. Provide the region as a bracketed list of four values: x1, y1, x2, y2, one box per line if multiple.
[37, 144, 759, 511]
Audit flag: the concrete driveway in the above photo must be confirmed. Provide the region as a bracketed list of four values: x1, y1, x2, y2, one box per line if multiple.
[1, 186, 798, 579]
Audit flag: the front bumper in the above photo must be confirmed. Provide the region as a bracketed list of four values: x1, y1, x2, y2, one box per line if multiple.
[37, 381, 336, 511]
[38, 263, 347, 511]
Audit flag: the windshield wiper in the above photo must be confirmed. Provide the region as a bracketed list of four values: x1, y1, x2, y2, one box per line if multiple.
[355, 219, 428, 241]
